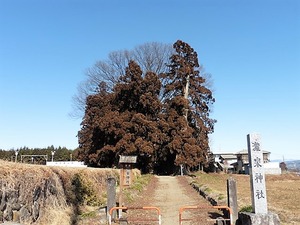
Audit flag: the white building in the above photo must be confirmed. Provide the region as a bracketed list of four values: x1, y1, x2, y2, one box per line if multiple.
[46, 161, 87, 168]
[212, 150, 281, 175]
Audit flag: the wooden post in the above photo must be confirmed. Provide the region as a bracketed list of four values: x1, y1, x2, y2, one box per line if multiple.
[227, 177, 238, 223]
[107, 177, 116, 220]
[119, 166, 124, 218]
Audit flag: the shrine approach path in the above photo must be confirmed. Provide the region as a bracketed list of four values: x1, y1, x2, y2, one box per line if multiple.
[128, 175, 223, 225]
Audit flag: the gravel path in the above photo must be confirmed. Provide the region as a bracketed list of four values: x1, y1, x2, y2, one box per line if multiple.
[154, 176, 197, 224]
[152, 176, 216, 225]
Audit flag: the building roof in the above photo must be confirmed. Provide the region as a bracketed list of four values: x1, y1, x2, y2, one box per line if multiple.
[214, 152, 237, 156]
[236, 149, 270, 154]
[219, 154, 237, 159]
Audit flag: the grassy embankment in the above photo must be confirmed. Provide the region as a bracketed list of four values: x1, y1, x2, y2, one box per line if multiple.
[191, 172, 300, 225]
[0, 160, 150, 225]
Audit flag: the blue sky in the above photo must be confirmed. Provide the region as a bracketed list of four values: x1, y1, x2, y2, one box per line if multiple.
[0, 0, 299, 160]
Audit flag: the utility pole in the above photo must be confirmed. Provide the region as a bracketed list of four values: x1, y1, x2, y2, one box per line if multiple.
[51, 150, 55, 162]
[14, 150, 19, 163]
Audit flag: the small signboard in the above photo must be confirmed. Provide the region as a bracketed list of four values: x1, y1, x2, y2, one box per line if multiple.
[247, 133, 268, 214]
[124, 168, 131, 185]
[118, 155, 137, 217]
[119, 155, 137, 186]
[119, 155, 137, 164]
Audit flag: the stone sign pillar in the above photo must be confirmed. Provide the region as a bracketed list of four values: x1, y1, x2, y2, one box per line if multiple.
[238, 134, 280, 225]
[247, 133, 268, 214]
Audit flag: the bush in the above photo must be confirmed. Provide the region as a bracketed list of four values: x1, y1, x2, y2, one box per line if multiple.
[240, 205, 253, 213]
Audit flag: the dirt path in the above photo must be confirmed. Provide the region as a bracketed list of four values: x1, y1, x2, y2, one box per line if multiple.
[153, 176, 202, 224]
[133, 176, 221, 225]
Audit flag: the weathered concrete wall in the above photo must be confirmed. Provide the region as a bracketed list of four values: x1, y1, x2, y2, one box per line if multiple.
[46, 161, 87, 167]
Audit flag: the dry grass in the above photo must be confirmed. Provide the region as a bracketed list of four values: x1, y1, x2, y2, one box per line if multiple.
[192, 172, 300, 225]
[37, 207, 74, 225]
[0, 160, 131, 225]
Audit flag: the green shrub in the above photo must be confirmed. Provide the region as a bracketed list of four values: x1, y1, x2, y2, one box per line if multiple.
[203, 186, 212, 193]
[218, 194, 225, 201]
[79, 210, 97, 219]
[240, 205, 253, 213]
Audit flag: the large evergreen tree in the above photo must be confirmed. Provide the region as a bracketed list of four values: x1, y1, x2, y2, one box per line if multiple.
[78, 61, 163, 172]
[158, 40, 216, 173]
[77, 40, 215, 174]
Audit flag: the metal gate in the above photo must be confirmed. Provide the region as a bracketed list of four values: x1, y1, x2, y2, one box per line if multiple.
[179, 205, 233, 225]
[108, 206, 162, 225]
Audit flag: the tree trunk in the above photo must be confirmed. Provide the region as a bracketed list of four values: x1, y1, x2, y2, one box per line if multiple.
[183, 74, 190, 121]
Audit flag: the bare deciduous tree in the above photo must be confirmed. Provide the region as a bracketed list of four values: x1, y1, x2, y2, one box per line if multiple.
[71, 42, 174, 118]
